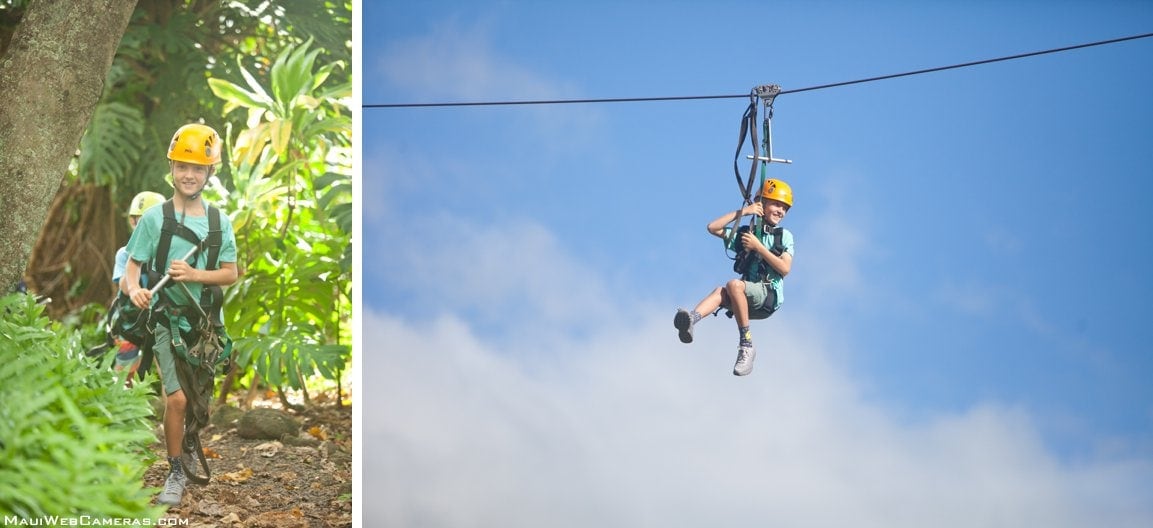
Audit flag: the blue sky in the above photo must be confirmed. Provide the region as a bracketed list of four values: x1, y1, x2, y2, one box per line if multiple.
[361, 2, 1153, 526]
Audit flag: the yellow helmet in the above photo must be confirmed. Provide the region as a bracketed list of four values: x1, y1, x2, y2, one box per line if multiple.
[128, 191, 166, 216]
[167, 123, 222, 165]
[760, 178, 793, 208]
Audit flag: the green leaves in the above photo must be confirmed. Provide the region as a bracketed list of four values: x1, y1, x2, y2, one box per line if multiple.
[209, 38, 350, 161]
[74, 102, 145, 189]
[207, 39, 352, 398]
[0, 293, 162, 518]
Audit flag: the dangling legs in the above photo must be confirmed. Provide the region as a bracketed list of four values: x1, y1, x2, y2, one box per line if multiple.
[725, 279, 756, 376]
[725, 279, 752, 340]
[676, 286, 729, 344]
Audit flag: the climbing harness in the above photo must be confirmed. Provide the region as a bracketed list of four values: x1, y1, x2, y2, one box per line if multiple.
[86, 244, 197, 369]
[726, 84, 792, 271]
[88, 200, 227, 377]
[87, 199, 232, 484]
[150, 200, 230, 485]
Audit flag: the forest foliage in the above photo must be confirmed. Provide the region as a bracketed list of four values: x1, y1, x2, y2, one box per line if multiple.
[13, 0, 354, 400]
[0, 1, 351, 515]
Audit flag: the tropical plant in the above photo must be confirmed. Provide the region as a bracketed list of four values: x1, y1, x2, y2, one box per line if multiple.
[0, 293, 162, 518]
[16, 0, 352, 317]
[206, 38, 352, 406]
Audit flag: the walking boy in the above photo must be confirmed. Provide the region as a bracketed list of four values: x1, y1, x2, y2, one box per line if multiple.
[111, 190, 165, 382]
[121, 123, 238, 506]
[674, 178, 795, 376]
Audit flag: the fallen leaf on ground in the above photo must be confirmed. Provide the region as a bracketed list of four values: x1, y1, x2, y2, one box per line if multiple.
[217, 467, 254, 484]
[254, 441, 282, 458]
[307, 425, 328, 440]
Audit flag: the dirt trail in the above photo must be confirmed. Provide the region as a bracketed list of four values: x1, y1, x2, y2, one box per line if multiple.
[145, 395, 353, 528]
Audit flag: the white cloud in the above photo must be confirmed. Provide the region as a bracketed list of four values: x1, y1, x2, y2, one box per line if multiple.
[363, 24, 1152, 527]
[364, 305, 1153, 527]
[378, 19, 576, 104]
[786, 174, 878, 314]
[363, 223, 1153, 527]
[372, 17, 607, 160]
[371, 213, 617, 340]
[934, 279, 997, 317]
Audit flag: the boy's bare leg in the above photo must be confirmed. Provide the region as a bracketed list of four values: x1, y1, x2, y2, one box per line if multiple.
[692, 287, 726, 316]
[676, 287, 729, 344]
[157, 388, 190, 506]
[724, 279, 751, 329]
[164, 389, 187, 457]
[725, 279, 757, 376]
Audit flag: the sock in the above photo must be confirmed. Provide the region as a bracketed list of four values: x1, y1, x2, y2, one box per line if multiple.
[738, 326, 752, 346]
[690, 310, 702, 325]
[168, 456, 184, 474]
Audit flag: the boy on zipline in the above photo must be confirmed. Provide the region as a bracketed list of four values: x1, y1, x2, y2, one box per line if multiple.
[674, 178, 795, 376]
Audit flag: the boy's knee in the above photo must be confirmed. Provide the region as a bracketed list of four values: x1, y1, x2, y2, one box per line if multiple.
[166, 390, 187, 412]
[725, 279, 745, 292]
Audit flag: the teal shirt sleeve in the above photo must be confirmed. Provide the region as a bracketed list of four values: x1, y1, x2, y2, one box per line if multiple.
[112, 246, 128, 284]
[125, 206, 163, 266]
[218, 212, 238, 264]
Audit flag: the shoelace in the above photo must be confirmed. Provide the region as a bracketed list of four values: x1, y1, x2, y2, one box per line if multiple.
[163, 471, 186, 494]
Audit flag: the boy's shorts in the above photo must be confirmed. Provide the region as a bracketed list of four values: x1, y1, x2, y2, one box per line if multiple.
[743, 281, 778, 320]
[153, 324, 183, 395]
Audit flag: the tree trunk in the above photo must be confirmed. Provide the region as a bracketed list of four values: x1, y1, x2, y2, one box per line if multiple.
[0, 0, 139, 292]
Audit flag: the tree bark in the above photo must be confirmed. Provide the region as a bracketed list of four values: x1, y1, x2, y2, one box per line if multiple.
[0, 0, 139, 292]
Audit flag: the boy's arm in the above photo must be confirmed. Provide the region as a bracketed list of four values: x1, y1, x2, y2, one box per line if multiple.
[121, 259, 153, 309]
[758, 245, 792, 276]
[167, 260, 239, 287]
[738, 231, 792, 277]
[120, 259, 141, 296]
[707, 202, 763, 238]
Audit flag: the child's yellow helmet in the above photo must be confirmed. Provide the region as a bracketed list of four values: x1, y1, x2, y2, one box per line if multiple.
[760, 178, 793, 208]
[167, 123, 222, 165]
[128, 191, 166, 216]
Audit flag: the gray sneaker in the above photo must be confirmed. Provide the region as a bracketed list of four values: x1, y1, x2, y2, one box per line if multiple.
[674, 309, 694, 344]
[733, 343, 756, 376]
[157, 465, 187, 506]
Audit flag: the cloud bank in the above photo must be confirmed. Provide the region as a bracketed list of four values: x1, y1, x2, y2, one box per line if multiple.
[363, 218, 1152, 528]
[364, 15, 1152, 527]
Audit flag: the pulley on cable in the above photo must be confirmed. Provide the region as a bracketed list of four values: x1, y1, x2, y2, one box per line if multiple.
[725, 84, 793, 265]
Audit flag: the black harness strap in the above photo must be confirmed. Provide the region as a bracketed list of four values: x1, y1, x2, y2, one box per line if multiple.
[175, 354, 215, 485]
[732, 90, 761, 206]
[156, 200, 224, 320]
[157, 200, 222, 274]
[154, 199, 226, 485]
[769, 226, 785, 256]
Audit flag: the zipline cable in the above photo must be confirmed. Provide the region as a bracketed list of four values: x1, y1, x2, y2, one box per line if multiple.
[364, 31, 1153, 109]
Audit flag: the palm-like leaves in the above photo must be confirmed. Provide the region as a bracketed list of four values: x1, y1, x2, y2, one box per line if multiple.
[75, 102, 146, 189]
[208, 38, 352, 395]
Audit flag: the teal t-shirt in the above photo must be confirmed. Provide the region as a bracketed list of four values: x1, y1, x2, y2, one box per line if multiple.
[125, 202, 237, 308]
[723, 224, 794, 310]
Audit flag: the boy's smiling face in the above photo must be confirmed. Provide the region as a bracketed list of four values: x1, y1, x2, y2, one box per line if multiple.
[762, 198, 789, 225]
[171, 160, 212, 198]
